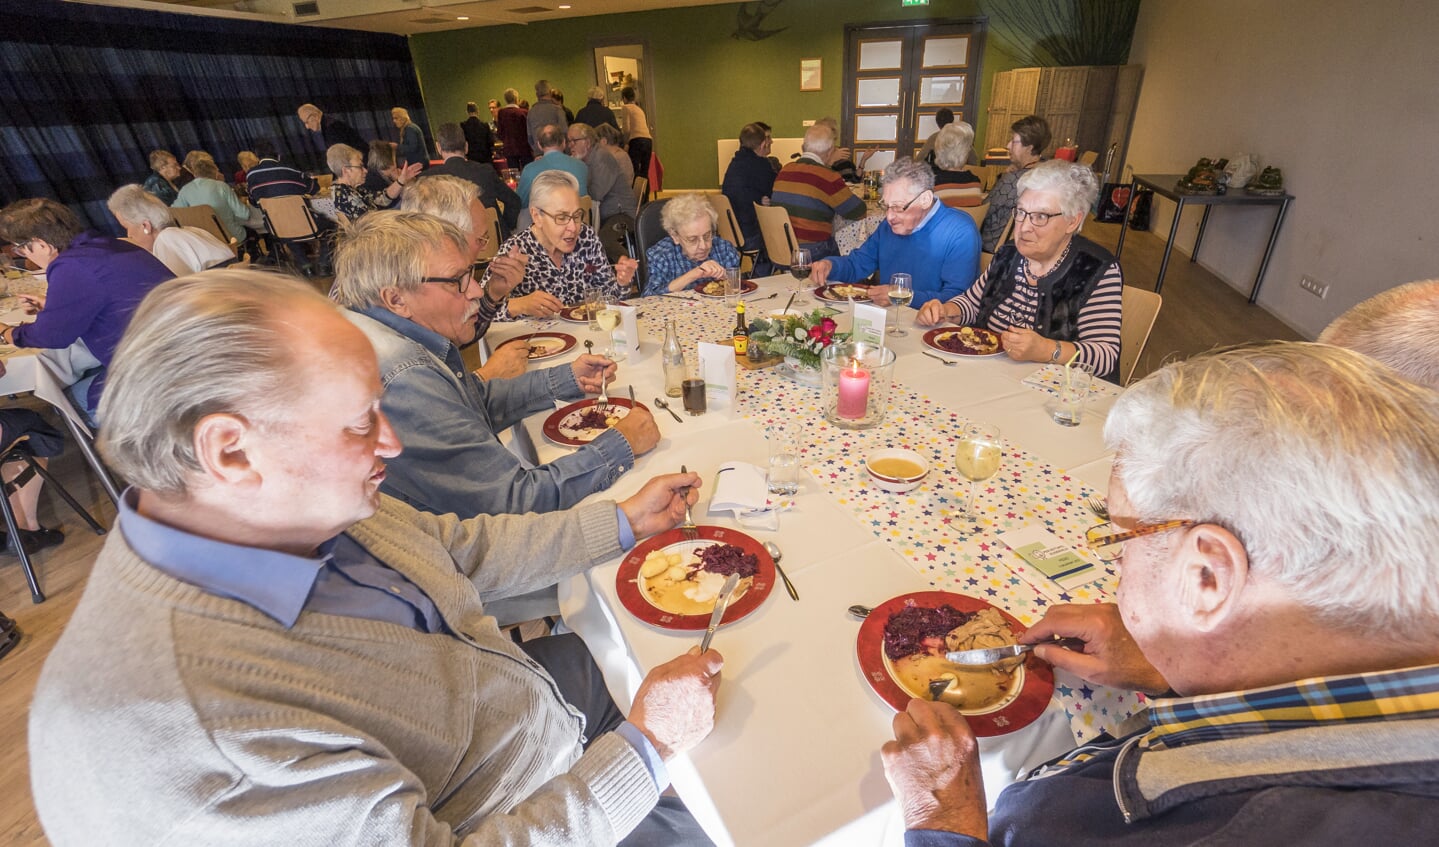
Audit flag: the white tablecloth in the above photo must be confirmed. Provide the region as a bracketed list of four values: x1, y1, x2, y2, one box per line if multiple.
[485, 277, 1133, 846]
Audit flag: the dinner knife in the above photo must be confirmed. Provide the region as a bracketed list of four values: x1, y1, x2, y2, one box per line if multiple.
[699, 573, 741, 653]
[945, 637, 1084, 666]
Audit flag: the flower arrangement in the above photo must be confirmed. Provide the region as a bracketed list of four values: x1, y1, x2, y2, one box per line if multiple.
[747, 309, 850, 370]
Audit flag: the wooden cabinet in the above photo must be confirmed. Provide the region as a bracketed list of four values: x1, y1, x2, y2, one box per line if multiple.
[984, 65, 1142, 174]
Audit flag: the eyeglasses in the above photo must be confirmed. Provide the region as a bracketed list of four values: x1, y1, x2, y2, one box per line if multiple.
[677, 231, 714, 249]
[10, 238, 35, 253]
[419, 268, 476, 295]
[1014, 207, 1064, 227]
[539, 208, 586, 227]
[566, 136, 588, 146]
[343, 163, 364, 171]
[880, 190, 930, 215]
[1084, 519, 1197, 563]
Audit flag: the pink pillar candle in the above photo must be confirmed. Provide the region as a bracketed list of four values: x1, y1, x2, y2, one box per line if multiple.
[837, 361, 871, 419]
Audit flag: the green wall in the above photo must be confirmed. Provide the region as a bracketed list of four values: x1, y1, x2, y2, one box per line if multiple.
[410, 0, 1024, 189]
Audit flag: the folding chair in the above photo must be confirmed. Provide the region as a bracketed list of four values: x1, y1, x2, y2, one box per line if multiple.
[169, 204, 238, 256]
[0, 434, 107, 603]
[257, 195, 323, 272]
[1119, 285, 1163, 386]
[754, 203, 800, 268]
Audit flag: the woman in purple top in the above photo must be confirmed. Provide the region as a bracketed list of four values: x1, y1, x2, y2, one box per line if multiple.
[0, 198, 174, 420]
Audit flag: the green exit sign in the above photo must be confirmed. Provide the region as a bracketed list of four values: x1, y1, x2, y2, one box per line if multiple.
[902, 0, 930, 5]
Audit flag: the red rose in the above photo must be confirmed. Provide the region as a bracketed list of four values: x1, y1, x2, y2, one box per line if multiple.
[808, 326, 823, 340]
[821, 318, 837, 333]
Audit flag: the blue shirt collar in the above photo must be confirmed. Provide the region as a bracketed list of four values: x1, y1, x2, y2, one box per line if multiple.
[911, 198, 943, 235]
[117, 488, 333, 628]
[356, 305, 457, 363]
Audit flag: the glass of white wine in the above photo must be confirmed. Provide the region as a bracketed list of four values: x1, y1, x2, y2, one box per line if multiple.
[595, 295, 623, 361]
[886, 272, 913, 336]
[951, 422, 1003, 523]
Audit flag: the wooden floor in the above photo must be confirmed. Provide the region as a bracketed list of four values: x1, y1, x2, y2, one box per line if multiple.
[0, 224, 1302, 845]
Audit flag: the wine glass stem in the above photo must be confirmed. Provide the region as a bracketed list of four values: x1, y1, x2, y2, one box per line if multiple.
[965, 479, 978, 516]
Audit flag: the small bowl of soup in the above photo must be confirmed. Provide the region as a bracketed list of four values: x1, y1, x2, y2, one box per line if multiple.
[865, 449, 929, 493]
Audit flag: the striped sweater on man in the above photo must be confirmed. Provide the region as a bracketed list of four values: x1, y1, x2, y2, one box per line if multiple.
[770, 157, 866, 246]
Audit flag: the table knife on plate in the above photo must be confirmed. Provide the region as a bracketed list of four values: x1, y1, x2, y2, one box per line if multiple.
[699, 573, 741, 653]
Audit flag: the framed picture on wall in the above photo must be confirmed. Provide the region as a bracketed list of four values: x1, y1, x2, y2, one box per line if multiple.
[800, 58, 822, 91]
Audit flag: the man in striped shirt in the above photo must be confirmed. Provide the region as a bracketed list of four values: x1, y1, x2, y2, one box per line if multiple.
[770, 124, 866, 260]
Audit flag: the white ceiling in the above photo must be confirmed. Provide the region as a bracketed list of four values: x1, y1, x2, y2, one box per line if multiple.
[65, 0, 742, 35]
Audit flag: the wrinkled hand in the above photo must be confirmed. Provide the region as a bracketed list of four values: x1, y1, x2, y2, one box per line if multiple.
[477, 339, 530, 381]
[17, 293, 44, 314]
[485, 246, 528, 300]
[999, 326, 1051, 363]
[1022, 603, 1171, 695]
[809, 259, 833, 286]
[396, 161, 424, 186]
[619, 471, 701, 538]
[693, 260, 727, 282]
[881, 699, 988, 839]
[615, 256, 639, 289]
[869, 287, 892, 307]
[629, 646, 724, 760]
[915, 299, 952, 327]
[611, 405, 660, 456]
[508, 290, 564, 318]
[571, 353, 618, 393]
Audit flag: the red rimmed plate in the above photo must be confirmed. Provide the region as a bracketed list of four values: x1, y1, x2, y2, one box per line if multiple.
[557, 304, 595, 324]
[542, 397, 644, 446]
[616, 525, 776, 630]
[814, 283, 873, 302]
[500, 332, 577, 362]
[856, 591, 1053, 737]
[922, 326, 1005, 358]
[694, 279, 758, 298]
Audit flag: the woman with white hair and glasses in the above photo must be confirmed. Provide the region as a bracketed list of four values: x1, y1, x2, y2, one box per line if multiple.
[917, 159, 1124, 382]
[106, 185, 234, 275]
[642, 193, 741, 295]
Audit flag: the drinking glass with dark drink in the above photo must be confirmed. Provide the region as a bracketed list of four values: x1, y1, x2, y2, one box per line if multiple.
[790, 248, 812, 305]
[682, 377, 707, 415]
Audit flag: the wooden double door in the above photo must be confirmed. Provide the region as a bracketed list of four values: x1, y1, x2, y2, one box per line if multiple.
[842, 19, 986, 160]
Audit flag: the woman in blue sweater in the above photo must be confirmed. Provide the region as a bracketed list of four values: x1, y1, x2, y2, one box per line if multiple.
[811, 158, 979, 310]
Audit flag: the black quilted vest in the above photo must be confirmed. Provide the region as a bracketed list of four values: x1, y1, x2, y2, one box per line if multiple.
[978, 234, 1119, 382]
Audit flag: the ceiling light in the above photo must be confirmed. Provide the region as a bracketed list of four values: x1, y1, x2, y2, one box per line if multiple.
[457, 15, 469, 20]
[559, 4, 572, 8]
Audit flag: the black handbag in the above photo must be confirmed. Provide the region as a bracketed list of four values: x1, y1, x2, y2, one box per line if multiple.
[1128, 187, 1154, 231]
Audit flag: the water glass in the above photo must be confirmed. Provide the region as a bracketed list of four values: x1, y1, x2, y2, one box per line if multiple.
[723, 267, 743, 308]
[766, 428, 801, 495]
[1051, 362, 1095, 427]
[584, 286, 603, 332]
[886, 273, 913, 336]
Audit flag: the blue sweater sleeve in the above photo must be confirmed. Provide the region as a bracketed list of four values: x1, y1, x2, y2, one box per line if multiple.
[905, 830, 989, 847]
[824, 225, 882, 282]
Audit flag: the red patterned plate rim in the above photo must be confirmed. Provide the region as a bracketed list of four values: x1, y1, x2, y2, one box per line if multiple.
[615, 526, 776, 631]
[921, 326, 1006, 358]
[542, 397, 644, 446]
[500, 331, 578, 361]
[855, 590, 1054, 737]
[693, 279, 759, 298]
[814, 283, 873, 302]
[557, 305, 594, 324]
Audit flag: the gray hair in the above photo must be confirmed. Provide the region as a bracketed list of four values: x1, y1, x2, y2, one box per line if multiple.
[399, 174, 479, 234]
[568, 122, 598, 145]
[1016, 159, 1099, 220]
[528, 169, 581, 213]
[934, 122, 976, 171]
[1106, 341, 1439, 643]
[587, 85, 606, 101]
[535, 79, 552, 99]
[503, 88, 519, 105]
[595, 123, 625, 147]
[1318, 280, 1439, 390]
[661, 193, 718, 236]
[106, 184, 175, 231]
[331, 211, 468, 310]
[326, 143, 361, 178]
[97, 271, 331, 497]
[883, 157, 936, 194]
[801, 123, 834, 157]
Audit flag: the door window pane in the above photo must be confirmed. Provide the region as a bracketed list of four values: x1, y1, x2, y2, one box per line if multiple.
[916, 114, 939, 142]
[921, 36, 969, 68]
[919, 76, 966, 106]
[856, 78, 901, 108]
[855, 114, 899, 143]
[858, 40, 902, 70]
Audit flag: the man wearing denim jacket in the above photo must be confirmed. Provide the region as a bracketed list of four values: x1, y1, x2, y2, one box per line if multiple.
[332, 210, 660, 519]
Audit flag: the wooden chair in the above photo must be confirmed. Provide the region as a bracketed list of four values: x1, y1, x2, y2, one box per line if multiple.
[314, 173, 334, 193]
[1119, 284, 1163, 386]
[257, 195, 320, 242]
[474, 205, 501, 263]
[956, 202, 990, 228]
[169, 204, 238, 255]
[707, 194, 758, 270]
[753, 203, 799, 268]
[978, 211, 1014, 274]
[1078, 150, 1099, 169]
[577, 195, 595, 228]
[631, 176, 649, 212]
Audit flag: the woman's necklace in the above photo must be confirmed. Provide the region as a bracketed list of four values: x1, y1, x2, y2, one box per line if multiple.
[1021, 239, 1072, 285]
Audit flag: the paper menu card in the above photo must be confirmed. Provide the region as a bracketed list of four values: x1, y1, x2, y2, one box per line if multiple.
[998, 525, 1103, 597]
[697, 341, 737, 408]
[613, 303, 641, 360]
[851, 302, 886, 346]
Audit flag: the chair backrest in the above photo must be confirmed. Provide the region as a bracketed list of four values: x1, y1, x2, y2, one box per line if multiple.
[1119, 284, 1163, 386]
[632, 175, 649, 213]
[707, 194, 753, 257]
[577, 195, 595, 228]
[958, 202, 990, 228]
[995, 211, 1015, 248]
[753, 203, 799, 267]
[257, 195, 319, 241]
[169, 204, 237, 254]
[979, 251, 995, 274]
[314, 173, 334, 193]
[935, 188, 984, 210]
[1078, 150, 1099, 168]
[634, 197, 671, 285]
[474, 204, 500, 262]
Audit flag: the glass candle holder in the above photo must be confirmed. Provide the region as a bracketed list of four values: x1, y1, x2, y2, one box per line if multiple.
[821, 341, 896, 430]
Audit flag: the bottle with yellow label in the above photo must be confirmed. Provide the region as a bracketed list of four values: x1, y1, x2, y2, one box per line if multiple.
[732, 302, 749, 358]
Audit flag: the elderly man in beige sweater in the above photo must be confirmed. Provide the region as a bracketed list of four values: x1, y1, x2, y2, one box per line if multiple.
[29, 270, 722, 846]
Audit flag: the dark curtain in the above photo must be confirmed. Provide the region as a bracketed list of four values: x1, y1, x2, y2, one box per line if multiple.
[0, 0, 430, 233]
[981, 0, 1141, 67]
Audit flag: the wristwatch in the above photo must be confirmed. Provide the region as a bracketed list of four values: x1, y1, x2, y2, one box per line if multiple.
[1049, 341, 1063, 363]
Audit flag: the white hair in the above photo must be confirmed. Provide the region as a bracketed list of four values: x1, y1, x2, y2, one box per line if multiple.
[331, 210, 467, 310]
[107, 184, 175, 231]
[661, 193, 718, 235]
[1016, 159, 1099, 220]
[399, 174, 478, 234]
[1318, 280, 1439, 390]
[1106, 341, 1439, 643]
[933, 122, 976, 170]
[587, 85, 606, 101]
[882, 157, 935, 194]
[528, 169, 581, 213]
[800, 124, 834, 157]
[326, 143, 361, 178]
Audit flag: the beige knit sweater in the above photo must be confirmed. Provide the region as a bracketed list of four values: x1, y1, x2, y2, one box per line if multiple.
[30, 495, 659, 845]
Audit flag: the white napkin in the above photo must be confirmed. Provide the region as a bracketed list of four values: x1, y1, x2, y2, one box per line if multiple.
[707, 461, 793, 530]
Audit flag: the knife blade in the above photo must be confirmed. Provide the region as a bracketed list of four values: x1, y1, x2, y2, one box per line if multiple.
[699, 573, 741, 653]
[945, 637, 1083, 666]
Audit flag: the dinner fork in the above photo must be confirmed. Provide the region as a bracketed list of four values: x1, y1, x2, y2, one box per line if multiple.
[923, 351, 958, 367]
[679, 464, 699, 540]
[1086, 497, 1110, 521]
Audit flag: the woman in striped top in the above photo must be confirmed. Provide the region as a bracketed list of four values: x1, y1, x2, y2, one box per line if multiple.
[917, 159, 1124, 382]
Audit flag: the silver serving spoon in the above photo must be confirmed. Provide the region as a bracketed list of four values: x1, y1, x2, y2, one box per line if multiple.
[762, 541, 799, 601]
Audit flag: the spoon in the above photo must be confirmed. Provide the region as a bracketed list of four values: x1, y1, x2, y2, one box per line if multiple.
[653, 396, 683, 423]
[847, 604, 873, 619]
[584, 339, 594, 355]
[762, 541, 799, 601]
[923, 351, 958, 367]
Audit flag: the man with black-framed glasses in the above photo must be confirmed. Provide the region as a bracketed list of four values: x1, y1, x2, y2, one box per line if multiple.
[881, 342, 1439, 846]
